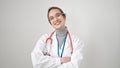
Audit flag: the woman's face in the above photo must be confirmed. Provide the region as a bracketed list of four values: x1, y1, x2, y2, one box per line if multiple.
[48, 9, 66, 30]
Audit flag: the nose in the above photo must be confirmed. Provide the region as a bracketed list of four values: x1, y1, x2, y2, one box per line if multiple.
[53, 17, 58, 21]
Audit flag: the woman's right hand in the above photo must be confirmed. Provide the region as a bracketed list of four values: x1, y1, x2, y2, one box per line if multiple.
[60, 57, 71, 64]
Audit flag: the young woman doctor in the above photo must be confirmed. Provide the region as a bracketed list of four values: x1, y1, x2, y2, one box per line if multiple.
[31, 6, 84, 68]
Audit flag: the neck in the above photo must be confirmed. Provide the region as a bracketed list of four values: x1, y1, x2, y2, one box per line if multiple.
[56, 26, 67, 37]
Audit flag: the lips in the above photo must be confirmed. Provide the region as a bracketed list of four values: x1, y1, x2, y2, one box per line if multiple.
[54, 20, 61, 25]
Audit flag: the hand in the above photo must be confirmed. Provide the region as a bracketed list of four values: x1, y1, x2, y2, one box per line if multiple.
[60, 57, 71, 64]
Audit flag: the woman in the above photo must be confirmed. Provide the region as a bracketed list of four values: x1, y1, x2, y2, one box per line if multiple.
[31, 6, 84, 68]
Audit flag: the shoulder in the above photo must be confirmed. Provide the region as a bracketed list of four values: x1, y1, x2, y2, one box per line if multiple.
[37, 30, 56, 42]
[36, 33, 50, 43]
[67, 30, 82, 42]
[70, 34, 84, 51]
[71, 35, 83, 46]
[70, 34, 81, 42]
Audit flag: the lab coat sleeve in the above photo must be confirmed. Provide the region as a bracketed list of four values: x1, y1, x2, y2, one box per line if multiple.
[31, 34, 61, 68]
[57, 36, 84, 68]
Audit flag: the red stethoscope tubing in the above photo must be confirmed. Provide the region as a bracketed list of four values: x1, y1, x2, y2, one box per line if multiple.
[46, 30, 73, 54]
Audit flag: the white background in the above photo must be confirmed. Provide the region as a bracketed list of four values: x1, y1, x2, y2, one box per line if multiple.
[0, 0, 120, 68]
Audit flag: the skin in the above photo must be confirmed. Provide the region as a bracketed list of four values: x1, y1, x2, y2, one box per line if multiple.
[48, 9, 66, 30]
[48, 9, 71, 64]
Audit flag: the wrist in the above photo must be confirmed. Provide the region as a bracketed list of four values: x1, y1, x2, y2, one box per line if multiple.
[60, 58, 63, 64]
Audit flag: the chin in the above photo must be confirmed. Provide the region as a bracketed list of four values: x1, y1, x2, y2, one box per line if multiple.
[55, 27, 61, 30]
[54, 27, 60, 30]
[53, 24, 64, 30]
[56, 27, 64, 30]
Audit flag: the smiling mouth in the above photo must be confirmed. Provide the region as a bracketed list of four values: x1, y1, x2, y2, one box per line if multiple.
[54, 21, 61, 25]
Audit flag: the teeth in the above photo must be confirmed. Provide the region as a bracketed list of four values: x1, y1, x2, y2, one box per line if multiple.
[55, 21, 61, 25]
[56, 22, 60, 25]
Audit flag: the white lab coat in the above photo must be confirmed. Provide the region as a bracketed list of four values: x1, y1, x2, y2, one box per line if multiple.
[31, 31, 84, 68]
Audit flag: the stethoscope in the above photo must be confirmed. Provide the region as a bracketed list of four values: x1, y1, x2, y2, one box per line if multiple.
[46, 30, 73, 58]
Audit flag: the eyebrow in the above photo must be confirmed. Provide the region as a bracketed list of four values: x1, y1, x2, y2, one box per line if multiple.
[49, 13, 62, 16]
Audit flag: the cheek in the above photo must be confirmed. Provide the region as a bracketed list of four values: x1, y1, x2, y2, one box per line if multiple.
[62, 16, 66, 20]
[50, 21, 55, 25]
[61, 18, 66, 23]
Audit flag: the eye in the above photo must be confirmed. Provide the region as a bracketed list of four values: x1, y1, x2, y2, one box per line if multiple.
[49, 16, 54, 21]
[56, 13, 61, 17]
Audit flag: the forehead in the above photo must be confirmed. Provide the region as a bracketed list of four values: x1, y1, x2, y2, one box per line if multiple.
[49, 9, 61, 16]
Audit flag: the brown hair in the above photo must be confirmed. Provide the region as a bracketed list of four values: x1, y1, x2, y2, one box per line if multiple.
[47, 6, 66, 24]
